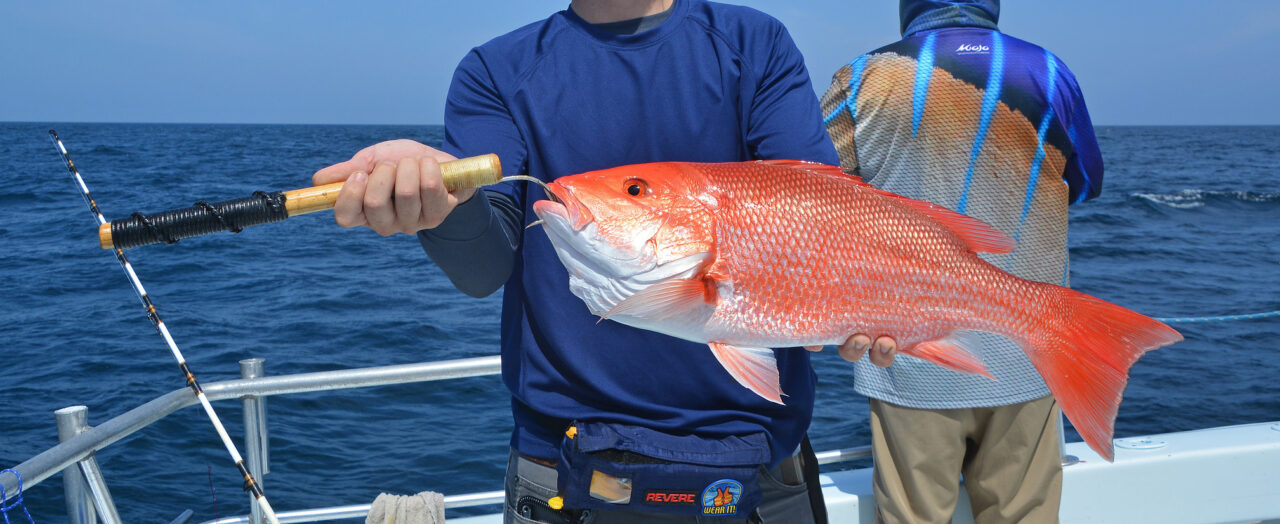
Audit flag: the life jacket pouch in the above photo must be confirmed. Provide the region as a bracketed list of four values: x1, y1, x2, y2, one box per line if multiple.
[555, 421, 770, 518]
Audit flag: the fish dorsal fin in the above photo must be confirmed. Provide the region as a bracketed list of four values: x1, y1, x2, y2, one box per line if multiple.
[754, 159, 864, 182]
[890, 199, 1015, 254]
[755, 160, 1014, 254]
[602, 278, 714, 322]
[905, 332, 994, 379]
[708, 342, 784, 404]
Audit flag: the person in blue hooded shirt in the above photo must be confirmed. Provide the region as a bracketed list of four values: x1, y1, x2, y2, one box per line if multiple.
[820, 0, 1104, 522]
[310, 1, 897, 522]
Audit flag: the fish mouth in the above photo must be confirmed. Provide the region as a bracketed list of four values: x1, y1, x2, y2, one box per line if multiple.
[531, 181, 660, 285]
[532, 182, 593, 231]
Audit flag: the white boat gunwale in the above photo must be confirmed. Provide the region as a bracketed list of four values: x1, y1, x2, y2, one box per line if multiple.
[5, 355, 1279, 524]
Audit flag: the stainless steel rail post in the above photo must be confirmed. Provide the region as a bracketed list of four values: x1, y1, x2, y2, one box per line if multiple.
[240, 359, 269, 524]
[54, 406, 122, 524]
[80, 465, 122, 524]
[55, 407, 94, 524]
[4, 355, 503, 502]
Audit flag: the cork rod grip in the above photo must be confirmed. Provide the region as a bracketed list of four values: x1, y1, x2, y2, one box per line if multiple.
[281, 153, 503, 215]
[98, 153, 502, 250]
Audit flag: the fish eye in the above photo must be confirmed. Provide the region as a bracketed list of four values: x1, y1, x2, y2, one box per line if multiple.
[624, 178, 648, 196]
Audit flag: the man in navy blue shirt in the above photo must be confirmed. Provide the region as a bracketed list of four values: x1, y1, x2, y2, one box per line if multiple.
[313, 1, 894, 522]
[821, 1, 1104, 522]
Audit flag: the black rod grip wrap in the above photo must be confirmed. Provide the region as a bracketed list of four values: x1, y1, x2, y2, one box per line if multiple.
[111, 191, 288, 250]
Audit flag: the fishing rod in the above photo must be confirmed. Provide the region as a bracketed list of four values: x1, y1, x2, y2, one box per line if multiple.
[97, 153, 507, 250]
[49, 130, 283, 524]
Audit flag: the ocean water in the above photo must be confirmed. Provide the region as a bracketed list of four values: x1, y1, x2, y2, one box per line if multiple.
[0, 123, 1277, 521]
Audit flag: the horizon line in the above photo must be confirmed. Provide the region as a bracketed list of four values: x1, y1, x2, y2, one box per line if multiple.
[5, 120, 1280, 128]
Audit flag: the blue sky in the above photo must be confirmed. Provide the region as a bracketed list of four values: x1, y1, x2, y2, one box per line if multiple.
[4, 1, 1278, 125]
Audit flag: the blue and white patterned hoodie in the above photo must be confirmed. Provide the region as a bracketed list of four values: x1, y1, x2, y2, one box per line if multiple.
[820, 0, 1104, 408]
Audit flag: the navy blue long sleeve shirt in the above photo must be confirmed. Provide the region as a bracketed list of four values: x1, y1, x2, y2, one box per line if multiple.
[418, 0, 837, 464]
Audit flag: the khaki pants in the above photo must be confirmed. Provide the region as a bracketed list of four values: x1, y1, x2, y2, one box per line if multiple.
[869, 395, 1063, 524]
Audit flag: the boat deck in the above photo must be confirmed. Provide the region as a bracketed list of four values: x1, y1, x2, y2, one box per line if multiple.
[449, 422, 1280, 524]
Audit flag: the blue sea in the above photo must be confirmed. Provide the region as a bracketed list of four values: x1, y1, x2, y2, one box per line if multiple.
[1, 123, 1277, 522]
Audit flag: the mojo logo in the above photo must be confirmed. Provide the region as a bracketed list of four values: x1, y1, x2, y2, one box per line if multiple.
[956, 43, 990, 54]
[701, 479, 743, 516]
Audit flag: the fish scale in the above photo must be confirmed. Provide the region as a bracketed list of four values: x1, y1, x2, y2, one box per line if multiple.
[707, 162, 984, 346]
[532, 159, 1182, 461]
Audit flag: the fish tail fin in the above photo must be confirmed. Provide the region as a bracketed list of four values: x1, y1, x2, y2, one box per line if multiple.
[1023, 286, 1183, 462]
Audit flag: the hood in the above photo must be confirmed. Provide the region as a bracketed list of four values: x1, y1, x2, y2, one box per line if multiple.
[900, 0, 999, 36]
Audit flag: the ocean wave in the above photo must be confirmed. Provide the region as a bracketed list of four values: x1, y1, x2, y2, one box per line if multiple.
[1131, 189, 1280, 209]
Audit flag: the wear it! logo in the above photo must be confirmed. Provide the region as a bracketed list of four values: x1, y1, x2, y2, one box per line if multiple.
[701, 479, 743, 516]
[956, 43, 990, 54]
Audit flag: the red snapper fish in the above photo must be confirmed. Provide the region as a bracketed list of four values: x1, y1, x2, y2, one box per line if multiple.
[530, 160, 1182, 461]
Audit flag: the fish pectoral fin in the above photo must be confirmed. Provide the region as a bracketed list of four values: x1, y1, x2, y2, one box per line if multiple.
[708, 342, 785, 404]
[905, 332, 994, 380]
[602, 278, 713, 322]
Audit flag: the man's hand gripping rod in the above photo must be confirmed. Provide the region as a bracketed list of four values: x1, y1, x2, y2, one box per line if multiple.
[99, 154, 524, 249]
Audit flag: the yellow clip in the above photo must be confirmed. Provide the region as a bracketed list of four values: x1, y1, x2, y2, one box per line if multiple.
[566, 426, 577, 439]
[548, 496, 564, 510]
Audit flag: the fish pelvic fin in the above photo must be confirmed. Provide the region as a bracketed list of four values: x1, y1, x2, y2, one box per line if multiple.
[1023, 286, 1183, 462]
[905, 332, 994, 380]
[709, 342, 784, 405]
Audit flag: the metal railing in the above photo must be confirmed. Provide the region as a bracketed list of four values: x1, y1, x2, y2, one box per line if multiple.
[2, 355, 872, 524]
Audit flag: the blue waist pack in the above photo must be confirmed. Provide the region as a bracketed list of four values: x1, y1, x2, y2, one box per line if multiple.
[556, 421, 771, 518]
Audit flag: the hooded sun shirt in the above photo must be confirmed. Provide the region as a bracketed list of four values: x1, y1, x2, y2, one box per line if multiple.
[821, 0, 1104, 409]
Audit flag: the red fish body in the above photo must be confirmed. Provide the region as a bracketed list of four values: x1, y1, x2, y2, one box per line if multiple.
[531, 160, 1181, 461]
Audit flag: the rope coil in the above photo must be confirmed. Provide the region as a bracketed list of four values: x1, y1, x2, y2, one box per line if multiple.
[0, 470, 34, 524]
